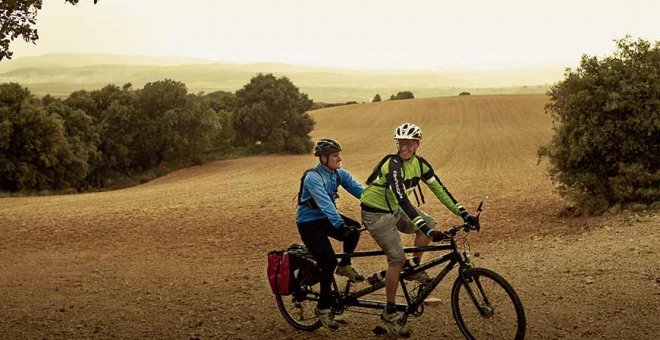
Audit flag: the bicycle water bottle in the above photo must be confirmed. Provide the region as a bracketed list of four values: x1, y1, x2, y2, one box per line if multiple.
[367, 270, 387, 285]
[403, 256, 420, 269]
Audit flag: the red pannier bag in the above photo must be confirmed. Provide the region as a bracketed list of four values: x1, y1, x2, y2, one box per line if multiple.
[267, 244, 319, 295]
[267, 250, 291, 295]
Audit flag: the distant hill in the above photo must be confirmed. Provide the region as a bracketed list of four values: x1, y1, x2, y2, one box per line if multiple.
[0, 53, 563, 102]
[0, 53, 212, 71]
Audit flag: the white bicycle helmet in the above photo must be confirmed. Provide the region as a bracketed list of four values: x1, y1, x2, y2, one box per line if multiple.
[394, 123, 422, 140]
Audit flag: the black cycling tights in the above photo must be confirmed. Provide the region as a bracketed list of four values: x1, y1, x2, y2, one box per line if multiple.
[297, 215, 361, 309]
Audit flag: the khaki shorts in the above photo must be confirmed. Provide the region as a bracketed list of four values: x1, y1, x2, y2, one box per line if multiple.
[361, 208, 436, 265]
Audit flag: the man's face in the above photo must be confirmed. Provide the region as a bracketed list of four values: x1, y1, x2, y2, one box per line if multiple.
[397, 139, 419, 160]
[322, 152, 342, 170]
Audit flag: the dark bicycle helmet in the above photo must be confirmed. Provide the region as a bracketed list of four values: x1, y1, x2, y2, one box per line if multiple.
[394, 123, 422, 140]
[313, 138, 342, 156]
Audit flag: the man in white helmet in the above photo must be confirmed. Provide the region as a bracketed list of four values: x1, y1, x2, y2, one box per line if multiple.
[360, 123, 479, 336]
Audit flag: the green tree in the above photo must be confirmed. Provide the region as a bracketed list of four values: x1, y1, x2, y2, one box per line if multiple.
[372, 94, 382, 102]
[159, 94, 220, 165]
[43, 97, 100, 190]
[0, 0, 98, 61]
[232, 73, 314, 154]
[1, 79, 226, 192]
[0, 82, 32, 109]
[393, 91, 415, 100]
[538, 37, 660, 214]
[64, 89, 96, 116]
[133, 79, 189, 168]
[65, 84, 138, 186]
[90, 91, 140, 181]
[133, 79, 221, 168]
[213, 109, 234, 153]
[0, 83, 76, 191]
[206, 90, 235, 113]
[205, 91, 236, 153]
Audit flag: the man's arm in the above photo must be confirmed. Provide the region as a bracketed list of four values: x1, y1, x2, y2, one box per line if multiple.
[337, 169, 364, 199]
[304, 172, 344, 228]
[420, 159, 468, 218]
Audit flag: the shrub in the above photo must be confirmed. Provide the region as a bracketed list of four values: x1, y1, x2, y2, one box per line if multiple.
[391, 91, 414, 100]
[538, 37, 660, 214]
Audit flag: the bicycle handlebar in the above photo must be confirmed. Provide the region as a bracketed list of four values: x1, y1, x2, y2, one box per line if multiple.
[442, 200, 484, 240]
[445, 223, 474, 237]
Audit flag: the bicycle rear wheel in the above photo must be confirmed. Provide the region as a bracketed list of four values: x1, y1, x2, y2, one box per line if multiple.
[451, 267, 526, 340]
[275, 284, 322, 331]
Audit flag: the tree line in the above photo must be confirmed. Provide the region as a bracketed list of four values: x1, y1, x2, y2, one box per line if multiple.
[0, 74, 314, 192]
[371, 91, 415, 103]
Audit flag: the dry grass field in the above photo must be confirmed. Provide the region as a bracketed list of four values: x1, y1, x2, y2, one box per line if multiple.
[1, 94, 658, 339]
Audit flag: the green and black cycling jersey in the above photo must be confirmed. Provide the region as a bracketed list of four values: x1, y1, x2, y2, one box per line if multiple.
[360, 154, 467, 233]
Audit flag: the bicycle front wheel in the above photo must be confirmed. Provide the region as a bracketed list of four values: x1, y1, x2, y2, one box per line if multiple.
[275, 284, 321, 331]
[451, 267, 526, 340]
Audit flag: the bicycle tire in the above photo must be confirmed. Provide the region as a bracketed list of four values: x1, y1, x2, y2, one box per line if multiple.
[451, 267, 526, 340]
[275, 284, 322, 331]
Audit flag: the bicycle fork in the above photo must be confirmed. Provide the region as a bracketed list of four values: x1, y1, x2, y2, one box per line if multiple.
[458, 251, 495, 318]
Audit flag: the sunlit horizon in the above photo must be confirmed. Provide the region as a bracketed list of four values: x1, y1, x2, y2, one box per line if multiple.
[5, 0, 660, 71]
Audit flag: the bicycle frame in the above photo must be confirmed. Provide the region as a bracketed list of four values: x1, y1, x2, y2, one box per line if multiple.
[278, 202, 526, 339]
[330, 239, 469, 323]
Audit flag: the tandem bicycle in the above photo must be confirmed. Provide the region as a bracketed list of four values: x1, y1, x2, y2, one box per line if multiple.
[274, 203, 526, 339]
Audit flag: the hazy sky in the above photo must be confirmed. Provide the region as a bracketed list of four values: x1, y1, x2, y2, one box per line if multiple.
[10, 0, 660, 69]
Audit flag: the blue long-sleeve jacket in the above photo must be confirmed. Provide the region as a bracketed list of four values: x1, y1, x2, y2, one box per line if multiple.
[296, 163, 363, 228]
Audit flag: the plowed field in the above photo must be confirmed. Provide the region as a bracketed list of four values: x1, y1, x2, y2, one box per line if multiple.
[1, 94, 658, 339]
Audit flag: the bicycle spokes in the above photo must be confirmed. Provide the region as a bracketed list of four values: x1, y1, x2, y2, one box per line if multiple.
[276, 285, 323, 331]
[452, 269, 525, 339]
